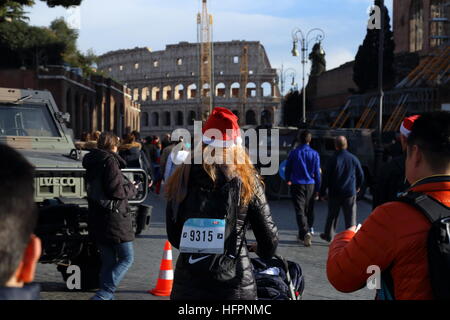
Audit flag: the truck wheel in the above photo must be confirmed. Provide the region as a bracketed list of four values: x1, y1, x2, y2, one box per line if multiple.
[135, 205, 152, 236]
[58, 244, 101, 291]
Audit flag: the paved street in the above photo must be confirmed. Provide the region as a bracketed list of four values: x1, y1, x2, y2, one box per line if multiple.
[35, 191, 375, 300]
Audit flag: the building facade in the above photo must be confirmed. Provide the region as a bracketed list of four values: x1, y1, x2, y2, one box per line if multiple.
[98, 41, 281, 136]
[394, 0, 449, 55]
[0, 67, 141, 139]
[305, 0, 449, 129]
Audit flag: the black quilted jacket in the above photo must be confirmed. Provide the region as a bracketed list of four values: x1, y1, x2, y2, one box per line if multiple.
[83, 149, 137, 245]
[166, 164, 279, 300]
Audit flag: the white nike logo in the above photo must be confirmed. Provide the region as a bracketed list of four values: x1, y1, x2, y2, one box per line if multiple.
[188, 255, 211, 264]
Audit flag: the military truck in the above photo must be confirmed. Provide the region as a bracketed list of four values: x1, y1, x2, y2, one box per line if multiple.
[0, 88, 151, 290]
[244, 126, 375, 200]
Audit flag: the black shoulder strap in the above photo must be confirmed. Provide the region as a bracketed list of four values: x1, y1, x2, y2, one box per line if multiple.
[397, 192, 450, 223]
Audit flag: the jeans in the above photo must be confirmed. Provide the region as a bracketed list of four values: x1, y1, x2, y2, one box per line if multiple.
[92, 241, 134, 300]
[290, 184, 316, 240]
[324, 195, 357, 239]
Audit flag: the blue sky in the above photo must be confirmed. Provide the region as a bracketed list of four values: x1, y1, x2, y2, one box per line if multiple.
[27, 0, 393, 85]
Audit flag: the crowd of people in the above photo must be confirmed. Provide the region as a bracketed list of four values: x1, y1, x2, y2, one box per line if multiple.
[0, 108, 448, 300]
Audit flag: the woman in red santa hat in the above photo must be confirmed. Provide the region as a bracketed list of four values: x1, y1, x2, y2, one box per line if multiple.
[165, 107, 279, 300]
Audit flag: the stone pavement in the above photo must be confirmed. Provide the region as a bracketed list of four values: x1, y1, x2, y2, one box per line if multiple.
[34, 192, 375, 300]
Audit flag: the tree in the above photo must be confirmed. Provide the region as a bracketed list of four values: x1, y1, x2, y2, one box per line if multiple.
[353, 0, 395, 93]
[0, 20, 66, 68]
[50, 17, 78, 65]
[282, 89, 313, 127]
[44, 0, 82, 7]
[0, 18, 98, 77]
[0, 1, 32, 22]
[0, 0, 82, 22]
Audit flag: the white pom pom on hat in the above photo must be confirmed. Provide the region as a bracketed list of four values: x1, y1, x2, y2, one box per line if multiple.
[400, 115, 421, 138]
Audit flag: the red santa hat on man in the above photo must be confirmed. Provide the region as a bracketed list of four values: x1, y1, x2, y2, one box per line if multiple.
[202, 107, 243, 148]
[400, 115, 421, 138]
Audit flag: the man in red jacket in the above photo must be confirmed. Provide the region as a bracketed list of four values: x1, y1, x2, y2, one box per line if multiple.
[326, 111, 450, 300]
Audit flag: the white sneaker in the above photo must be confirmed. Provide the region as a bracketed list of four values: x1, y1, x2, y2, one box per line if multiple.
[309, 228, 315, 235]
[304, 233, 312, 247]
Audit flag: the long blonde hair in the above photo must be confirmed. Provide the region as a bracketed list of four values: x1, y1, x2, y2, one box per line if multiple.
[165, 143, 262, 206]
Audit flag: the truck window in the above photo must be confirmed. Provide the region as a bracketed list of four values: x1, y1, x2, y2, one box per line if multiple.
[0, 103, 60, 137]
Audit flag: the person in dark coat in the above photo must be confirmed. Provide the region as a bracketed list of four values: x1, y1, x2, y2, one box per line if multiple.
[165, 108, 279, 300]
[372, 115, 420, 209]
[82, 132, 137, 300]
[320, 136, 364, 242]
[119, 133, 143, 168]
[0, 144, 41, 300]
[119, 133, 153, 186]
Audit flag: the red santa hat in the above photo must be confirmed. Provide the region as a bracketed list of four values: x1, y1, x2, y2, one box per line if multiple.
[202, 107, 242, 148]
[400, 115, 421, 138]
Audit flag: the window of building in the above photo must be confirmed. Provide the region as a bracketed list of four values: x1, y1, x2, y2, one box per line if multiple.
[187, 111, 196, 126]
[245, 110, 257, 125]
[164, 112, 171, 126]
[119, 65, 124, 71]
[141, 112, 149, 127]
[134, 63, 139, 69]
[409, 0, 424, 52]
[152, 112, 159, 127]
[153, 60, 159, 68]
[163, 86, 172, 100]
[176, 111, 184, 126]
[246, 83, 257, 98]
[261, 82, 272, 97]
[230, 83, 240, 98]
[177, 58, 183, 66]
[233, 56, 239, 64]
[174, 84, 185, 100]
[215, 83, 226, 97]
[430, 0, 450, 47]
[187, 84, 197, 99]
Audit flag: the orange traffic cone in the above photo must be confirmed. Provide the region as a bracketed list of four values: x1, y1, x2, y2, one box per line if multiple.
[149, 240, 174, 296]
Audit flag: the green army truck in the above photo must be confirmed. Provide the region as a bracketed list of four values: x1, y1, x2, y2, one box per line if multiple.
[0, 88, 151, 290]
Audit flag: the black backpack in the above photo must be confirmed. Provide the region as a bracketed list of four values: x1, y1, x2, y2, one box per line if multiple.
[178, 176, 248, 283]
[397, 192, 450, 300]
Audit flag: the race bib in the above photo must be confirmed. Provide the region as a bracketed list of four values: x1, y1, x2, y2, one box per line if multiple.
[179, 218, 226, 254]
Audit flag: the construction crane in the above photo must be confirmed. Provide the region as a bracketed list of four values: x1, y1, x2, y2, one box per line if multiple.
[239, 45, 249, 126]
[197, 0, 214, 120]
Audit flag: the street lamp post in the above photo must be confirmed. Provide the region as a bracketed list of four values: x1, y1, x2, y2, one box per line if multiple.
[279, 67, 297, 126]
[291, 28, 325, 126]
[375, 0, 385, 182]
[279, 67, 298, 96]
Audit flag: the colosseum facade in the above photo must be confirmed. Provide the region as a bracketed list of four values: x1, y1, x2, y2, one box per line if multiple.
[98, 40, 281, 136]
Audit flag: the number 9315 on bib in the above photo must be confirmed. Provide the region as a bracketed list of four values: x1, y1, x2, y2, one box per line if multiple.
[179, 218, 226, 254]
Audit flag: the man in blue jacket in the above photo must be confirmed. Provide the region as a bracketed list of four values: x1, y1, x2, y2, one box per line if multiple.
[319, 136, 364, 242]
[285, 130, 321, 247]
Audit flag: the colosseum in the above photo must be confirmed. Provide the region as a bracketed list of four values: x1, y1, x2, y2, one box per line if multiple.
[98, 40, 281, 136]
